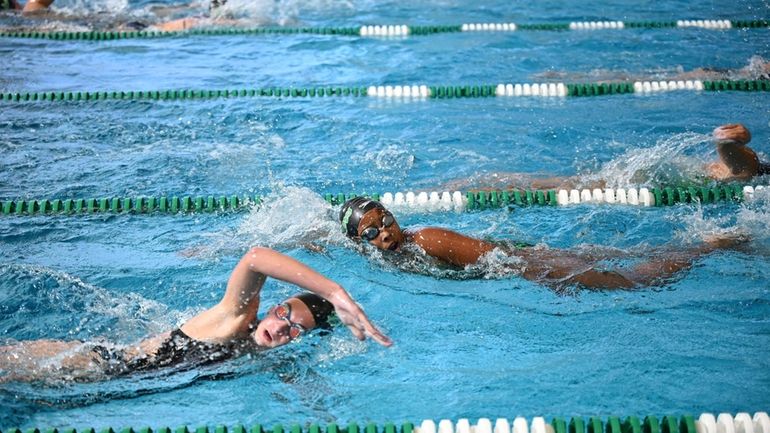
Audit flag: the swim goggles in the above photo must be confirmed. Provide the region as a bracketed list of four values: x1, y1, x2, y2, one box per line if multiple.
[273, 303, 307, 340]
[360, 212, 395, 241]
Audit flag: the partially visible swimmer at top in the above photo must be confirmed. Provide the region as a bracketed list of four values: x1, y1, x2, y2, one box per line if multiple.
[0, 247, 391, 383]
[442, 123, 768, 192]
[339, 197, 746, 291]
[0, 0, 53, 14]
[532, 56, 770, 83]
[0, 0, 233, 32]
[125, 0, 238, 32]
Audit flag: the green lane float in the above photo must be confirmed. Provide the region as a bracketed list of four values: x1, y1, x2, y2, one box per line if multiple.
[2, 414, 769, 433]
[1, 19, 767, 40]
[1, 79, 768, 104]
[0, 184, 766, 217]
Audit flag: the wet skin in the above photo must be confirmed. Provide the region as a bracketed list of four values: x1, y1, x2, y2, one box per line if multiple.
[354, 208, 734, 290]
[707, 123, 760, 181]
[252, 298, 316, 348]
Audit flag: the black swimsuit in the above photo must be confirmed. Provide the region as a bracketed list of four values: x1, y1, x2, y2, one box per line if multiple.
[92, 328, 252, 375]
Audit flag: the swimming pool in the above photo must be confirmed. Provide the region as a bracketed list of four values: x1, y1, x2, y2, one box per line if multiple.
[1, 0, 770, 429]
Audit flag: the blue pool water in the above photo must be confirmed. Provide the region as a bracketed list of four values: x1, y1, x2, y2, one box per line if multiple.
[2, 0, 770, 429]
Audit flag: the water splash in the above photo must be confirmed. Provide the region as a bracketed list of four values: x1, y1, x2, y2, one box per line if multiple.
[184, 186, 342, 260]
[315, 335, 367, 364]
[53, 0, 131, 17]
[471, 247, 527, 279]
[209, 0, 354, 25]
[532, 56, 770, 82]
[362, 145, 415, 172]
[583, 132, 712, 188]
[676, 188, 770, 247]
[0, 263, 191, 384]
[0, 263, 182, 343]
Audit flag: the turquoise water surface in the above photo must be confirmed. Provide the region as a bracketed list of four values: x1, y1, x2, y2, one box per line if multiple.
[1, 0, 770, 429]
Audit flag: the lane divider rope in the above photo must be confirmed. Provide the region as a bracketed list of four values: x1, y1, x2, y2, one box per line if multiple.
[1, 79, 768, 103]
[0, 19, 766, 40]
[1, 413, 768, 433]
[1, 184, 765, 216]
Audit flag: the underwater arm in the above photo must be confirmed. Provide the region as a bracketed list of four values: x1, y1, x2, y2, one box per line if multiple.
[411, 227, 497, 267]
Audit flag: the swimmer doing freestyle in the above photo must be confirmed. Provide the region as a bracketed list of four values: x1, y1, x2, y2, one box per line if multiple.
[442, 123, 768, 191]
[0, 247, 391, 382]
[340, 197, 744, 290]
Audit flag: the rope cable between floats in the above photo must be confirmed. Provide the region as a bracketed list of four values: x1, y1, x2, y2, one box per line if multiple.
[1, 79, 768, 103]
[1, 184, 766, 216]
[0, 19, 766, 40]
[1, 412, 768, 433]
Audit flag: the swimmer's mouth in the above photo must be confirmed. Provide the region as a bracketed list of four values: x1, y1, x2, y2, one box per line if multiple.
[263, 330, 273, 344]
[388, 242, 399, 251]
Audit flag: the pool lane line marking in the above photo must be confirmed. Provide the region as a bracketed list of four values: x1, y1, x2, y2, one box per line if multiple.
[1, 185, 767, 216]
[1, 79, 769, 103]
[0, 19, 766, 41]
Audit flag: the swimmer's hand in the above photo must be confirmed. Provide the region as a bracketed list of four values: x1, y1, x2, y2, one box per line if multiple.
[327, 288, 393, 347]
[713, 124, 751, 145]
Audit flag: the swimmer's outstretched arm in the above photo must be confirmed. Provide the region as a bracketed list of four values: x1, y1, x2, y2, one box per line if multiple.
[219, 247, 392, 346]
[410, 227, 743, 290]
[410, 227, 497, 267]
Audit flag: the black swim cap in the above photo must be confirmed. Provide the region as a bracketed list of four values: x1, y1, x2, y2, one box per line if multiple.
[339, 197, 385, 238]
[294, 293, 334, 329]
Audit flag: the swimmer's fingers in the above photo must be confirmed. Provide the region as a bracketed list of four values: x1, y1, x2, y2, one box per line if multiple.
[336, 306, 393, 347]
[328, 291, 392, 346]
[352, 310, 392, 347]
[359, 316, 393, 347]
[345, 323, 366, 341]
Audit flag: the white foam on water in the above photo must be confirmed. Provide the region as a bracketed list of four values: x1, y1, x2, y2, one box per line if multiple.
[676, 189, 770, 246]
[236, 185, 340, 244]
[53, 0, 130, 17]
[0, 264, 188, 383]
[209, 0, 354, 25]
[584, 132, 711, 188]
[361, 144, 415, 172]
[0, 263, 183, 339]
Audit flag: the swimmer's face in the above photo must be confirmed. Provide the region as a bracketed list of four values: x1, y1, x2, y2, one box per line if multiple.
[253, 298, 316, 348]
[357, 207, 405, 252]
[714, 124, 751, 145]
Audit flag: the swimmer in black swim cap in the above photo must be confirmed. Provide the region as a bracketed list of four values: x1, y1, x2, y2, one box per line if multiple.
[339, 197, 747, 290]
[340, 197, 405, 251]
